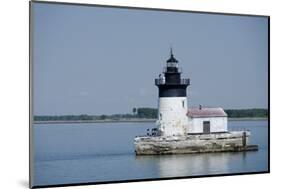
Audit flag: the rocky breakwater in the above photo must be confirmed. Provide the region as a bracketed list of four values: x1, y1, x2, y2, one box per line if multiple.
[134, 131, 258, 155]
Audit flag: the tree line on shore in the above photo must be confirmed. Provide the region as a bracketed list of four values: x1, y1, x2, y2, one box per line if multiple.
[34, 108, 268, 121]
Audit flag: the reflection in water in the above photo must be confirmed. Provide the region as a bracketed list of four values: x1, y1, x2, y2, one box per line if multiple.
[136, 153, 230, 177]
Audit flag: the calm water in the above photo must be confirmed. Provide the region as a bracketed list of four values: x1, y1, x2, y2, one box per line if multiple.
[33, 120, 268, 186]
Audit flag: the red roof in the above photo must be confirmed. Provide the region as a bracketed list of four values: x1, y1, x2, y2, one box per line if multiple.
[187, 107, 227, 118]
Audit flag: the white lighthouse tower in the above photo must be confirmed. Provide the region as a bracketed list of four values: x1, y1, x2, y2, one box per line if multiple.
[155, 49, 190, 136]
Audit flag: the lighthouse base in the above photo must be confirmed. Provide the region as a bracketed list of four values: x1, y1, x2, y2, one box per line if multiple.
[134, 131, 258, 155]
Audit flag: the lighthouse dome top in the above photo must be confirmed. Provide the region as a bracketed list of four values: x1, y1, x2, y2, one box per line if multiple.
[166, 48, 178, 63]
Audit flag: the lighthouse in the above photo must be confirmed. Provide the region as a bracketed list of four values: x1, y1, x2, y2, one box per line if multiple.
[134, 49, 258, 155]
[155, 49, 190, 136]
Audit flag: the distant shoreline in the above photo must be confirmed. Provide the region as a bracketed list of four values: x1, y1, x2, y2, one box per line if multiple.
[33, 118, 156, 124]
[33, 117, 268, 124]
[228, 117, 268, 121]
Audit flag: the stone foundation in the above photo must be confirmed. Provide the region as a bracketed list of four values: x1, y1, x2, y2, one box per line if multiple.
[134, 131, 258, 155]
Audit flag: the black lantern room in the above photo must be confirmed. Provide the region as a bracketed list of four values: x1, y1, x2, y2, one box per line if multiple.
[155, 49, 190, 97]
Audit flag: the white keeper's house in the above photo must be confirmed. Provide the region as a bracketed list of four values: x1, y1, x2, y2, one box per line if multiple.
[187, 106, 228, 134]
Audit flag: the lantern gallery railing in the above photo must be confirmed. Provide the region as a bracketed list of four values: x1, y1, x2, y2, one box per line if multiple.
[155, 78, 190, 85]
[163, 67, 182, 73]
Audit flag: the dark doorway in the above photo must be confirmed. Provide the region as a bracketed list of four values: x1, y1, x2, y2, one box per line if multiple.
[203, 121, 211, 134]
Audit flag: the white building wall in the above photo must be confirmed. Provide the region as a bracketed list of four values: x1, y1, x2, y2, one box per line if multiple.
[187, 117, 227, 133]
[157, 97, 188, 136]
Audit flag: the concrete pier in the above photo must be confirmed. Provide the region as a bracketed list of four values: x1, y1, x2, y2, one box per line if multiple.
[134, 131, 258, 155]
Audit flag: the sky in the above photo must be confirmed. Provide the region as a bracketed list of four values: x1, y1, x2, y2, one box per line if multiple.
[32, 2, 268, 115]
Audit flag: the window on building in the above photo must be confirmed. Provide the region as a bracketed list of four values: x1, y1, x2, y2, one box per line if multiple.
[203, 121, 211, 134]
